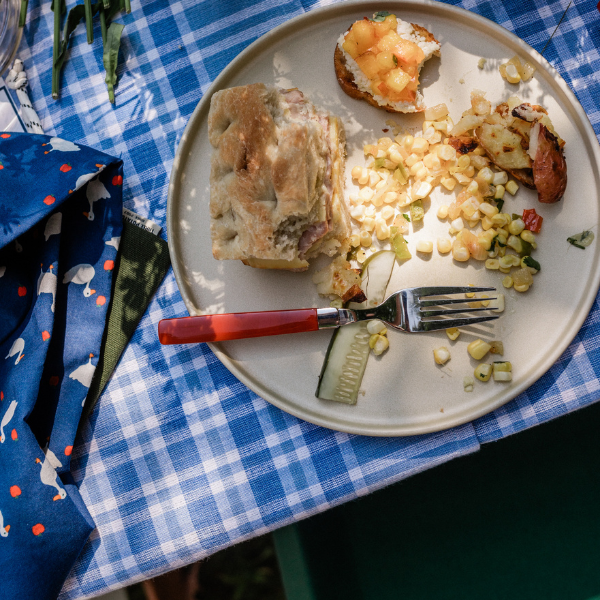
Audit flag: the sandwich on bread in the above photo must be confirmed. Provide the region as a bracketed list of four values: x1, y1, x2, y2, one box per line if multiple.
[335, 11, 440, 113]
[208, 84, 350, 271]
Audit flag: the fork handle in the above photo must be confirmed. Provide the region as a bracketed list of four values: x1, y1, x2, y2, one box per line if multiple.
[158, 308, 346, 344]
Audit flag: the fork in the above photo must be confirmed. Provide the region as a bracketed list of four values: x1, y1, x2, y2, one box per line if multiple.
[158, 286, 500, 344]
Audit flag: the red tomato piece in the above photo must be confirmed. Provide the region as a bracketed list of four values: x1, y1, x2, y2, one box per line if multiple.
[522, 209, 543, 233]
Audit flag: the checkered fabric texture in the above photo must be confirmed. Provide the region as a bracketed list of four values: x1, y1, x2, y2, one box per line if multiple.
[13, 0, 599, 597]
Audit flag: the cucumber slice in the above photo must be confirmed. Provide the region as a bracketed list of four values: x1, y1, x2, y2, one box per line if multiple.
[316, 251, 395, 404]
[353, 250, 396, 308]
[315, 322, 371, 404]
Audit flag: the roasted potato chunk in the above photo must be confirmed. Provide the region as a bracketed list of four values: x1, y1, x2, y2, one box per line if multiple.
[475, 123, 532, 171]
[448, 136, 478, 155]
[532, 124, 567, 203]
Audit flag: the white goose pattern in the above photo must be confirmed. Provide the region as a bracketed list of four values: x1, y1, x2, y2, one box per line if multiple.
[44, 212, 62, 241]
[85, 178, 111, 221]
[36, 447, 67, 501]
[43, 137, 80, 153]
[70, 353, 96, 405]
[63, 264, 95, 297]
[37, 265, 57, 312]
[0, 401, 17, 443]
[5, 338, 24, 365]
[0, 508, 9, 537]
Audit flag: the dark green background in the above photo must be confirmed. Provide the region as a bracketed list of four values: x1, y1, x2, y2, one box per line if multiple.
[275, 401, 600, 600]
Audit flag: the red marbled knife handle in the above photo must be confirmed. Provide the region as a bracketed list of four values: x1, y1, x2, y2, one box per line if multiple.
[158, 308, 321, 344]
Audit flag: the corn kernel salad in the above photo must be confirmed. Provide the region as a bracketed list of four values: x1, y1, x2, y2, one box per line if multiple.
[499, 55, 535, 85]
[347, 91, 541, 293]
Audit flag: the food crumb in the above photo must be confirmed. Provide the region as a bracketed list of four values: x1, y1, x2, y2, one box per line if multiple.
[478, 57, 487, 69]
[382, 128, 389, 132]
[440, 408, 444, 413]
[458, 78, 465, 84]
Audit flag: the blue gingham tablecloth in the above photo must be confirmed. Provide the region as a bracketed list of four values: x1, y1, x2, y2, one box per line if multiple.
[12, 0, 600, 597]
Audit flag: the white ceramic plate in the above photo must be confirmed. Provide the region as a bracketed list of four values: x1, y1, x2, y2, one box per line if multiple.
[167, 0, 600, 436]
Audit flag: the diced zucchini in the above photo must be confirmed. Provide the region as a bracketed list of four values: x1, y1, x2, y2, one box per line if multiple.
[410, 199, 424, 222]
[390, 231, 411, 261]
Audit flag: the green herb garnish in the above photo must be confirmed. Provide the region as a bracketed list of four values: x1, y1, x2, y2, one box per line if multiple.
[371, 10, 391, 22]
[523, 256, 541, 271]
[402, 213, 410, 222]
[567, 230, 595, 249]
[393, 55, 398, 66]
[495, 199, 505, 212]
[490, 235, 506, 253]
[346, 245, 359, 262]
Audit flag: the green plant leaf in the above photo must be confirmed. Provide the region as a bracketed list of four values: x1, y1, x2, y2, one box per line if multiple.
[55, 4, 96, 72]
[103, 21, 125, 103]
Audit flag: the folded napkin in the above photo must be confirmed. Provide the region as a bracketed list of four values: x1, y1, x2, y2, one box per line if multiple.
[0, 132, 123, 599]
[80, 216, 171, 427]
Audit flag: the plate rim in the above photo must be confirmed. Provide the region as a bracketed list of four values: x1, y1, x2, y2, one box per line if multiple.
[167, 0, 600, 436]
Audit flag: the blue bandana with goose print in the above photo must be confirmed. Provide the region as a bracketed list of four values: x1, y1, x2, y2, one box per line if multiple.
[0, 132, 123, 599]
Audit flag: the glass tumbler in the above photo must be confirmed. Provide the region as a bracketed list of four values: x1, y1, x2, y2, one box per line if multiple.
[0, 0, 22, 77]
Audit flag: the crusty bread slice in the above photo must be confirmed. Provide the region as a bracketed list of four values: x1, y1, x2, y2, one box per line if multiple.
[208, 84, 349, 271]
[335, 21, 440, 114]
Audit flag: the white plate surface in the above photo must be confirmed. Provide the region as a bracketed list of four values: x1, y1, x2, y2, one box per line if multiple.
[167, 0, 600, 436]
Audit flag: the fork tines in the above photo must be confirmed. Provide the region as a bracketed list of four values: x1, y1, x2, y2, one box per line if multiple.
[412, 286, 500, 332]
[415, 286, 496, 297]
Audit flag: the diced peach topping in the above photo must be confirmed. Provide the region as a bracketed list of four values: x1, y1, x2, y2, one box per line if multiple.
[343, 14, 425, 104]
